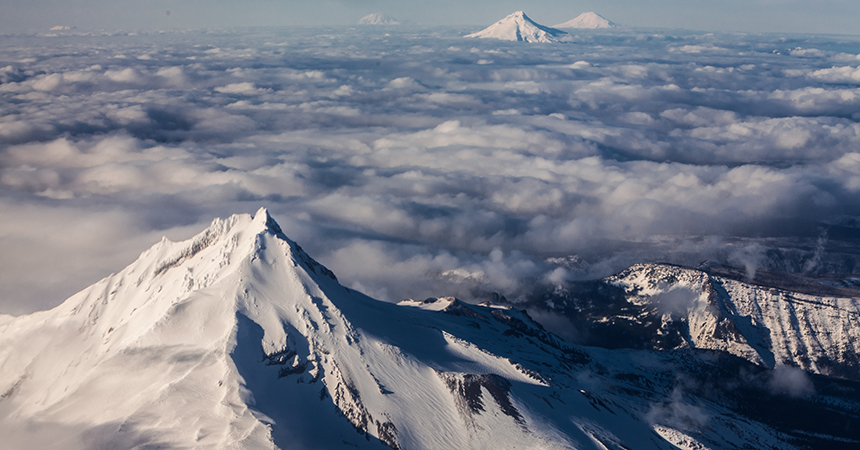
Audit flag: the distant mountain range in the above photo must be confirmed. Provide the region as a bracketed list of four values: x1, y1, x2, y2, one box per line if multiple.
[1, 209, 859, 449]
[467, 11, 618, 43]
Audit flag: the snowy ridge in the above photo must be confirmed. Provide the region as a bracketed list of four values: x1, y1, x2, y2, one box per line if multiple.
[553, 12, 617, 29]
[466, 11, 571, 43]
[519, 261, 860, 380]
[607, 263, 860, 378]
[2, 210, 859, 449]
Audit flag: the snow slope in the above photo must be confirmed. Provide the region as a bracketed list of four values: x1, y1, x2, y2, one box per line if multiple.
[1, 210, 858, 449]
[553, 12, 617, 29]
[466, 11, 571, 43]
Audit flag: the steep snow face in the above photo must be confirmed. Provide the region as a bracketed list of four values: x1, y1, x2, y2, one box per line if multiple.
[2, 210, 858, 449]
[466, 11, 570, 43]
[553, 12, 617, 29]
[358, 13, 399, 25]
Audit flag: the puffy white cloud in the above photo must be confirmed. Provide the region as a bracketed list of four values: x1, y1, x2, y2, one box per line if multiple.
[810, 65, 860, 82]
[669, 44, 730, 53]
[2, 28, 860, 313]
[789, 47, 827, 58]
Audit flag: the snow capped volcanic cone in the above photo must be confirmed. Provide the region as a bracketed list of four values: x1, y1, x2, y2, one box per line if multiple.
[466, 11, 570, 43]
[358, 13, 399, 25]
[554, 12, 617, 29]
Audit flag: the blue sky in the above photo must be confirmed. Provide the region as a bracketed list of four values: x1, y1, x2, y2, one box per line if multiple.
[1, 0, 859, 34]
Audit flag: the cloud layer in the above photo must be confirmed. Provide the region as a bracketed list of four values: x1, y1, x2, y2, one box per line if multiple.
[2, 28, 860, 313]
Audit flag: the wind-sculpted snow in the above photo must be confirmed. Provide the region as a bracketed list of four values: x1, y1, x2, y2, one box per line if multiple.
[2, 27, 860, 315]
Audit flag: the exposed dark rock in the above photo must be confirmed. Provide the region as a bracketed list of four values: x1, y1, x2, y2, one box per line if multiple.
[438, 371, 525, 428]
[376, 420, 400, 450]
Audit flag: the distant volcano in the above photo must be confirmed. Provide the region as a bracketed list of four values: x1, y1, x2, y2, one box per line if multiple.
[466, 11, 570, 43]
[358, 13, 399, 25]
[554, 12, 617, 29]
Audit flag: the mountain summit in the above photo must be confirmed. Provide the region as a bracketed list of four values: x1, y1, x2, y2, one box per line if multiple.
[0, 208, 595, 449]
[2, 209, 859, 449]
[554, 12, 617, 29]
[466, 11, 571, 43]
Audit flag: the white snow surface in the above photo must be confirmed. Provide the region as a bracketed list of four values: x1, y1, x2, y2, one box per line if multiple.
[466, 11, 571, 43]
[553, 12, 617, 29]
[0, 210, 809, 449]
[358, 13, 399, 25]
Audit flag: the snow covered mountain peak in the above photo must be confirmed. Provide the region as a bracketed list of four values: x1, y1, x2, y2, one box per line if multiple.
[554, 12, 617, 29]
[144, 206, 333, 287]
[0, 208, 350, 448]
[466, 11, 571, 43]
[3, 211, 860, 449]
[0, 209, 594, 449]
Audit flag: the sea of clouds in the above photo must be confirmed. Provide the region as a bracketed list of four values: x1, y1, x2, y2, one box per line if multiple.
[2, 26, 860, 314]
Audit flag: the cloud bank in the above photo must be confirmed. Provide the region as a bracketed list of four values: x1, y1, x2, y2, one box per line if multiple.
[2, 28, 860, 314]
